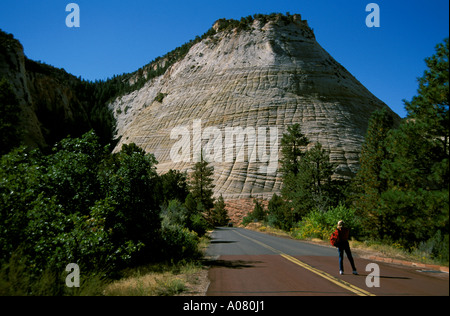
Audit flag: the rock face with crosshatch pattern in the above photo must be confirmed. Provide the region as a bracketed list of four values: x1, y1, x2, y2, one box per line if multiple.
[110, 15, 399, 200]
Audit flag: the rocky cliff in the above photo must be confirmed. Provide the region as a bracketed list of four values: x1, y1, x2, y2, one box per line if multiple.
[1, 14, 400, 201]
[1, 29, 94, 150]
[110, 14, 399, 199]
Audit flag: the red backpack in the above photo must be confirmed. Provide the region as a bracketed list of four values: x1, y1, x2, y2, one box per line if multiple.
[330, 229, 340, 247]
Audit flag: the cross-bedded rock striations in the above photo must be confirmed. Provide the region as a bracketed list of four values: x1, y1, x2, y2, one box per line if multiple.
[111, 15, 399, 199]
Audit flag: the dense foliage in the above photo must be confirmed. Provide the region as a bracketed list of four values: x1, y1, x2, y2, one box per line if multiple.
[187, 154, 231, 227]
[371, 38, 449, 258]
[189, 154, 215, 210]
[291, 205, 362, 241]
[352, 107, 395, 236]
[277, 124, 348, 227]
[0, 132, 211, 294]
[242, 199, 267, 226]
[211, 195, 231, 227]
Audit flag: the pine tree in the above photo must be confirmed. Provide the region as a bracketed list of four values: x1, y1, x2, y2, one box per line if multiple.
[160, 169, 189, 205]
[184, 193, 209, 235]
[251, 199, 267, 222]
[404, 37, 449, 159]
[266, 193, 290, 230]
[303, 142, 336, 212]
[212, 194, 230, 226]
[280, 124, 309, 211]
[293, 142, 336, 216]
[280, 124, 310, 178]
[279, 125, 338, 221]
[353, 108, 394, 238]
[189, 151, 215, 211]
[378, 38, 449, 248]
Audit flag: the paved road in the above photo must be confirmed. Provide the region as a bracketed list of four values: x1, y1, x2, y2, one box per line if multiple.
[205, 227, 449, 296]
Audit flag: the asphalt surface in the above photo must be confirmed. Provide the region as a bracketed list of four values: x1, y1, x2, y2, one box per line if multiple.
[205, 227, 449, 296]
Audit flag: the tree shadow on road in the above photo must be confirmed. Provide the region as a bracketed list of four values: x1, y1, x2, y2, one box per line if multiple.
[202, 259, 264, 269]
[210, 240, 237, 244]
[353, 273, 410, 280]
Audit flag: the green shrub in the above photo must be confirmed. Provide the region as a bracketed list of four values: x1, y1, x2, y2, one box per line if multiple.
[189, 213, 208, 237]
[242, 199, 267, 226]
[413, 230, 449, 264]
[160, 223, 199, 260]
[211, 195, 230, 226]
[291, 205, 362, 241]
[161, 199, 189, 227]
[0, 131, 204, 295]
[266, 193, 293, 230]
[160, 199, 202, 259]
[290, 211, 330, 240]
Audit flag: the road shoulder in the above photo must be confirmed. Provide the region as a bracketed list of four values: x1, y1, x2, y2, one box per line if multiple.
[243, 224, 449, 273]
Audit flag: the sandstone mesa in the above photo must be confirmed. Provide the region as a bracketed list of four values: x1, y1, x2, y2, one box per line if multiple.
[109, 15, 399, 200]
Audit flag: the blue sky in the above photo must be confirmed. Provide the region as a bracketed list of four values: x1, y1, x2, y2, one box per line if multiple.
[1, 0, 448, 118]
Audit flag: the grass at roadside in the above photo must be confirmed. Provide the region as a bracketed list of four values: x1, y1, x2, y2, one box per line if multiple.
[103, 235, 211, 296]
[349, 239, 449, 267]
[0, 253, 209, 296]
[103, 260, 207, 296]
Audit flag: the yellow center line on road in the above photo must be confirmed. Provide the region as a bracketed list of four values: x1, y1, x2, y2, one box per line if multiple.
[233, 229, 375, 296]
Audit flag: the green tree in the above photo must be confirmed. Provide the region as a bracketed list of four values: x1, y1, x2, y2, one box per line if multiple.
[242, 199, 267, 226]
[378, 38, 449, 250]
[266, 193, 289, 229]
[286, 142, 336, 219]
[160, 169, 189, 205]
[184, 193, 198, 217]
[189, 152, 215, 213]
[404, 38, 449, 158]
[158, 199, 201, 260]
[211, 194, 230, 226]
[46, 130, 107, 215]
[99, 142, 162, 264]
[184, 193, 208, 236]
[0, 133, 118, 276]
[280, 124, 310, 179]
[1, 131, 212, 293]
[0, 147, 44, 260]
[279, 124, 309, 225]
[379, 119, 449, 246]
[353, 108, 394, 238]
[299, 143, 335, 212]
[252, 199, 266, 222]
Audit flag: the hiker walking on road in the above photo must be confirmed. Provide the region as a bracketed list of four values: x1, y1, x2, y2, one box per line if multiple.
[331, 220, 358, 275]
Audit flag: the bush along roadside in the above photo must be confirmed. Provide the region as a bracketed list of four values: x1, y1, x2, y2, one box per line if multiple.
[0, 131, 211, 295]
